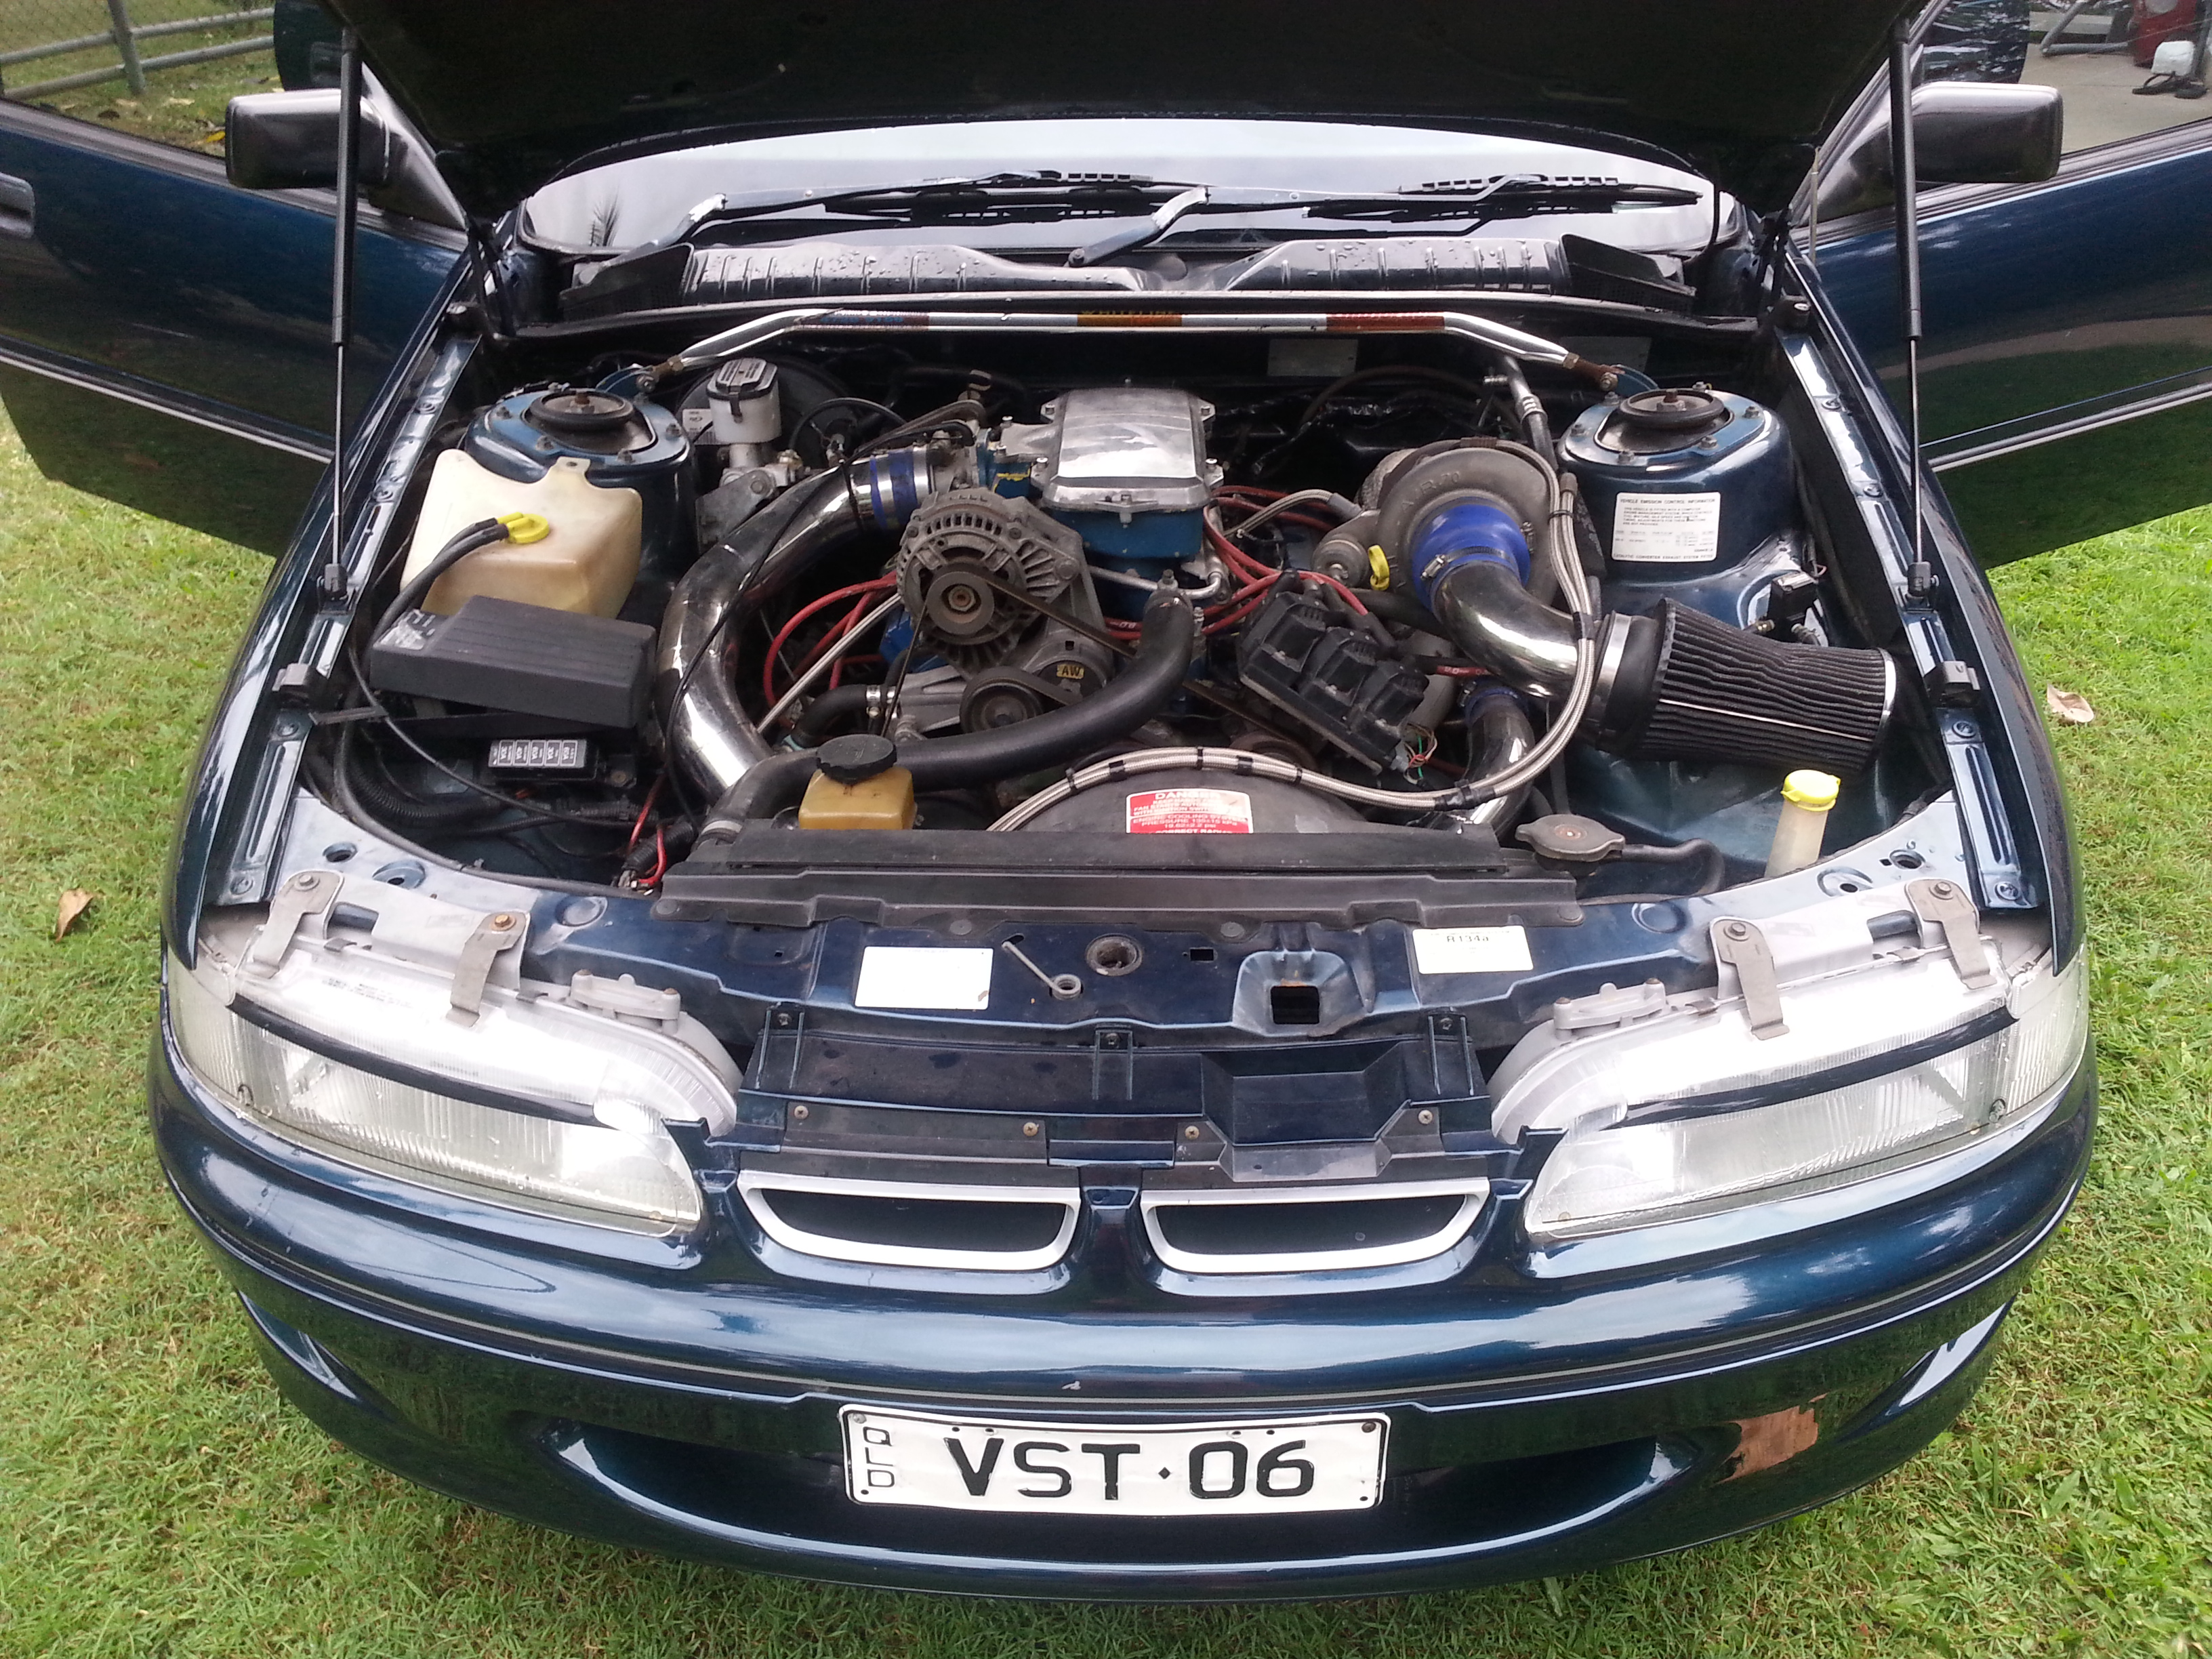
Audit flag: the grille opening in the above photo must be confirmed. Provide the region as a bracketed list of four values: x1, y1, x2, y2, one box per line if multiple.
[1152, 1194, 1468, 1258]
[1187, 947, 1216, 963]
[756, 1189, 1069, 1255]
[1269, 983, 1323, 1025]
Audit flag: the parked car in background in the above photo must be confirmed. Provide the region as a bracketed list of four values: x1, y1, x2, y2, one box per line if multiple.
[0, 0, 2200, 1599]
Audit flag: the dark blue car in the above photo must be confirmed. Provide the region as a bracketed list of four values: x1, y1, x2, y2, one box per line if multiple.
[3, 0, 2200, 1599]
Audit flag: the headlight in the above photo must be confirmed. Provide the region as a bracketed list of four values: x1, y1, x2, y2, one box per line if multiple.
[166, 876, 736, 1236]
[1494, 914, 2087, 1243]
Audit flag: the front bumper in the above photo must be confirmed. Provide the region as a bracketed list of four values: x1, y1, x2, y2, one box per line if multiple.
[152, 1028, 2092, 1601]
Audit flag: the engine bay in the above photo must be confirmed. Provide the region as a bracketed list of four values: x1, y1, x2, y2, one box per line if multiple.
[313, 316, 1934, 920]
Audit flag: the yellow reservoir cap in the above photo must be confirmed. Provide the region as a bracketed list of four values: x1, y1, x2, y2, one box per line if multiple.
[496, 511, 552, 544]
[1782, 769, 1841, 811]
[1367, 545, 1391, 589]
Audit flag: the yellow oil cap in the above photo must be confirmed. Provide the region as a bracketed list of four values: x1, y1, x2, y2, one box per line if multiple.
[497, 511, 552, 544]
[1367, 545, 1391, 590]
[1782, 769, 1840, 811]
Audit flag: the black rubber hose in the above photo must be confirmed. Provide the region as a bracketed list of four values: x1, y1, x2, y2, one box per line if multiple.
[792, 683, 876, 740]
[708, 590, 1197, 824]
[1615, 838, 1727, 895]
[337, 724, 510, 831]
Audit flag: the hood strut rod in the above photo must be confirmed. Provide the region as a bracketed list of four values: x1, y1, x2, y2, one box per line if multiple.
[1889, 20, 1931, 598]
[323, 27, 361, 602]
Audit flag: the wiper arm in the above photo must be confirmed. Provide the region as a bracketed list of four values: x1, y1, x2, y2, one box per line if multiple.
[1069, 186, 1210, 267]
[651, 173, 1702, 253]
[662, 172, 1195, 239]
[1305, 177, 1702, 223]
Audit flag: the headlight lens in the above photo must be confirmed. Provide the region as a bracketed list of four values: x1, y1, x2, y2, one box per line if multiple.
[167, 960, 705, 1233]
[1512, 950, 2087, 1242]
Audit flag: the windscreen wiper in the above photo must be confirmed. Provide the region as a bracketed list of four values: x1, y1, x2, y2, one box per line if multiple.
[653, 171, 1703, 255]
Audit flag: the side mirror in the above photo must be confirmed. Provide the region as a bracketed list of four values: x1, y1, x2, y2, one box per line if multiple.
[226, 88, 464, 231]
[1817, 81, 2064, 220]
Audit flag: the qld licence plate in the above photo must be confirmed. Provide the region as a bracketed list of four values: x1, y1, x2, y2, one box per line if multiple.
[841, 1406, 1389, 1517]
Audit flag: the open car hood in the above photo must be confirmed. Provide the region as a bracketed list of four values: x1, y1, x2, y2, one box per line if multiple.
[327, 0, 1917, 219]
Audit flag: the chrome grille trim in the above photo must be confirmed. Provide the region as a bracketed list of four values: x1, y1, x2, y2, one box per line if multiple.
[1139, 1177, 1491, 1275]
[736, 1168, 1082, 1272]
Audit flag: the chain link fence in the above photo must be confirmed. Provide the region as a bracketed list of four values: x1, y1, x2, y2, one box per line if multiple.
[0, 1, 278, 148]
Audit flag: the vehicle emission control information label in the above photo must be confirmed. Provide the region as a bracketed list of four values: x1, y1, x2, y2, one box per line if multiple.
[1126, 787, 1254, 834]
[1411, 926, 1533, 976]
[855, 946, 994, 1010]
[842, 1406, 1388, 1517]
[1611, 491, 1722, 562]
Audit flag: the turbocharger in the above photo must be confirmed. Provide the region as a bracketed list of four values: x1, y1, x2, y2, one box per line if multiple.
[1373, 444, 1896, 775]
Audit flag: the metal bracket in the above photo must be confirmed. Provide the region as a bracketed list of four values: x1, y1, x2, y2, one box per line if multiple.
[1092, 1027, 1134, 1102]
[1712, 918, 1788, 1039]
[448, 909, 527, 1020]
[1426, 1011, 1479, 1099]
[758, 1004, 807, 1094]
[243, 869, 339, 977]
[1907, 878, 1996, 988]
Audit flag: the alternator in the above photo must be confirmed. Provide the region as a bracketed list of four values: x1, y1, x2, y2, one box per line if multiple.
[895, 489, 1088, 672]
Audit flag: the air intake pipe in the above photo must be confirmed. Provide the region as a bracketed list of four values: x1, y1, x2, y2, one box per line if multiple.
[659, 443, 974, 799]
[1375, 445, 1896, 776]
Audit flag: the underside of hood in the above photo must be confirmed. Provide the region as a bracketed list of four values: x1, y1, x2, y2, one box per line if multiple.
[327, 0, 1916, 220]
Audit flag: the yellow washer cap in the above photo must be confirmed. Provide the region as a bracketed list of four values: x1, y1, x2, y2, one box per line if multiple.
[1782, 769, 1841, 810]
[496, 511, 552, 544]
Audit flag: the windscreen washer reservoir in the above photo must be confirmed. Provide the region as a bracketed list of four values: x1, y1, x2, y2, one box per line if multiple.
[464, 387, 693, 613]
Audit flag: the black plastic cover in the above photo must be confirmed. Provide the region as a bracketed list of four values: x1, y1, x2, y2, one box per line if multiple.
[657, 827, 1579, 928]
[367, 596, 654, 728]
[1235, 586, 1429, 766]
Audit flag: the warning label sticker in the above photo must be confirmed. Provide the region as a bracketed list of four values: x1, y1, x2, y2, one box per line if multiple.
[1612, 492, 1723, 562]
[1410, 926, 1534, 976]
[1126, 788, 1255, 834]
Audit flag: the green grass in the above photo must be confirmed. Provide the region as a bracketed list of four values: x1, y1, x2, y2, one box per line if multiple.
[2, 402, 2210, 1656]
[1, 0, 279, 152]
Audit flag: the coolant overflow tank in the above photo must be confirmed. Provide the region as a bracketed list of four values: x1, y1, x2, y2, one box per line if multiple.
[1560, 386, 1793, 578]
[463, 387, 692, 608]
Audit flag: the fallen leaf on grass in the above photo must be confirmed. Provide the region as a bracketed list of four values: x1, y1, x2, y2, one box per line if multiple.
[2045, 684, 2095, 725]
[54, 888, 94, 940]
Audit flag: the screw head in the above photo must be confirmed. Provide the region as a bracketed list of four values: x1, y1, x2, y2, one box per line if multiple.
[1418, 1109, 1435, 1126]
[791, 1104, 810, 1121]
[1022, 1121, 1040, 1138]
[775, 1010, 794, 1027]
[294, 872, 321, 890]
[1722, 920, 1752, 940]
[1929, 881, 1956, 901]
[1183, 1124, 1202, 1141]
[489, 913, 517, 930]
